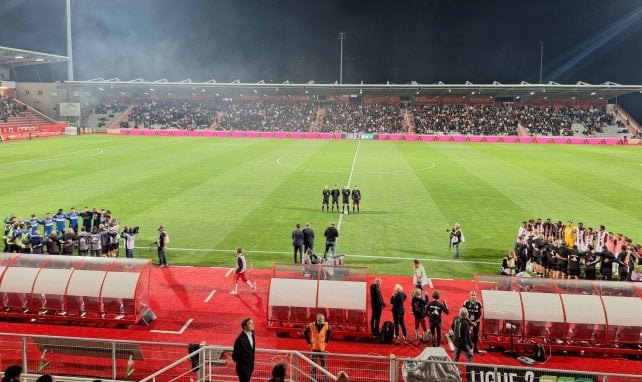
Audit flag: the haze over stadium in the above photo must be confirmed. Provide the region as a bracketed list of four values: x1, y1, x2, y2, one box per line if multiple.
[2, 0, 642, 119]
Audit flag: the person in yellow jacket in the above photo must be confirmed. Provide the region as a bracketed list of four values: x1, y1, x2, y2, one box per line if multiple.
[303, 313, 332, 382]
[563, 220, 575, 248]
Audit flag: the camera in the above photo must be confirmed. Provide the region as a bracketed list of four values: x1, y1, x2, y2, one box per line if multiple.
[123, 226, 140, 234]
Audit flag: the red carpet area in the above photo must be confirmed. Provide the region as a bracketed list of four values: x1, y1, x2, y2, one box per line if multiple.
[0, 265, 640, 375]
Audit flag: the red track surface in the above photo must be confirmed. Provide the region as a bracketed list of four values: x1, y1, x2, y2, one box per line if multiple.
[0, 266, 640, 375]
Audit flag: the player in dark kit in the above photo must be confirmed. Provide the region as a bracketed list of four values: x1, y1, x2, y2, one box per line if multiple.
[341, 186, 351, 213]
[330, 185, 340, 212]
[351, 185, 361, 214]
[322, 186, 331, 212]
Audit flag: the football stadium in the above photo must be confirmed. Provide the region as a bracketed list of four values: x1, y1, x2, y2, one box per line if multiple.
[1, 1, 642, 381]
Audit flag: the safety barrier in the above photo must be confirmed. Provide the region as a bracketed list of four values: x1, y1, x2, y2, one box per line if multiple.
[1, 333, 641, 381]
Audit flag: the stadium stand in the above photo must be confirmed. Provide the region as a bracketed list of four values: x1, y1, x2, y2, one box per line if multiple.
[0, 97, 53, 128]
[80, 97, 628, 138]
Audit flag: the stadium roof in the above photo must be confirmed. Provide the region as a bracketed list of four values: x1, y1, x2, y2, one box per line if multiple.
[66, 78, 642, 102]
[0, 46, 68, 67]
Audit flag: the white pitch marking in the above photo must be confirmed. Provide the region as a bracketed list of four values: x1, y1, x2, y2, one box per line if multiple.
[204, 290, 217, 302]
[0, 148, 104, 166]
[338, 141, 361, 232]
[225, 268, 235, 277]
[137, 246, 497, 266]
[151, 318, 194, 334]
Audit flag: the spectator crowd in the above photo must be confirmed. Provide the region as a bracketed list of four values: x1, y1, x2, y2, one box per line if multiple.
[97, 98, 622, 137]
[1, 96, 27, 122]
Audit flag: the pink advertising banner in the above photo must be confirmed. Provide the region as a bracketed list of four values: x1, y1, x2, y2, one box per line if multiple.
[119, 129, 630, 146]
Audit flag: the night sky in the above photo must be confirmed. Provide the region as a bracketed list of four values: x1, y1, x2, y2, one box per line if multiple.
[2, 1, 642, 95]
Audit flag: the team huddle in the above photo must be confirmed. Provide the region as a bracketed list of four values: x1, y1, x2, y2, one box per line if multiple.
[322, 185, 361, 214]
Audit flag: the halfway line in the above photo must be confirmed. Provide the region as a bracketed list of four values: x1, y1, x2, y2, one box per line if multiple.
[338, 140, 361, 232]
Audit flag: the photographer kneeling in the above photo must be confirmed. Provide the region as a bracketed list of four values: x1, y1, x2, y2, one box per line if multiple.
[121, 226, 139, 259]
[501, 250, 517, 276]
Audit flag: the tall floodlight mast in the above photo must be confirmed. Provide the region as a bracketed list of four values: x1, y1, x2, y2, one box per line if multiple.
[339, 32, 346, 84]
[539, 41, 544, 84]
[66, 0, 74, 81]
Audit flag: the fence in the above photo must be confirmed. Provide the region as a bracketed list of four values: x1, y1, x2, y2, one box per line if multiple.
[1, 333, 641, 382]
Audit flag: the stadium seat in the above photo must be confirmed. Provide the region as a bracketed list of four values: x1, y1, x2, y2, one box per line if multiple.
[269, 305, 290, 322]
[289, 307, 309, 323]
[326, 308, 347, 325]
[346, 309, 366, 328]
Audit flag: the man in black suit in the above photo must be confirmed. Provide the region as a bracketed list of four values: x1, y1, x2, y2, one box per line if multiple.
[369, 278, 385, 336]
[232, 317, 255, 382]
[292, 223, 304, 263]
[302, 223, 315, 253]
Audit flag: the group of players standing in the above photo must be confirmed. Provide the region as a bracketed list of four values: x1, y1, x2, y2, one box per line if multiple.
[509, 218, 641, 281]
[322, 185, 361, 214]
[3, 208, 137, 258]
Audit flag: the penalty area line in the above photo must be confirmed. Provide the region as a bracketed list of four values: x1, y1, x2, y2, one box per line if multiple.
[150, 318, 194, 334]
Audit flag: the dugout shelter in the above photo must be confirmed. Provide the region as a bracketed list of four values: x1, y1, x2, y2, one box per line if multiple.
[475, 274, 642, 356]
[0, 253, 152, 325]
[267, 263, 369, 337]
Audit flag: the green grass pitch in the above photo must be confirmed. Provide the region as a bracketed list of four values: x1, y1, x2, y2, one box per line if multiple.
[1, 135, 640, 278]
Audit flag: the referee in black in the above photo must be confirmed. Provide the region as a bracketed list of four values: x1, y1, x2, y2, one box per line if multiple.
[330, 185, 340, 212]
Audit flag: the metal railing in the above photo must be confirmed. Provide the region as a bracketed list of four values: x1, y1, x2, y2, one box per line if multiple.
[1, 333, 641, 382]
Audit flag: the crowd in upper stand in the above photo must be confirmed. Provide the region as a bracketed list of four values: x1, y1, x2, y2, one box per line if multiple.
[128, 101, 220, 130]
[0, 97, 28, 122]
[319, 103, 403, 134]
[516, 105, 614, 136]
[410, 104, 517, 135]
[97, 99, 626, 136]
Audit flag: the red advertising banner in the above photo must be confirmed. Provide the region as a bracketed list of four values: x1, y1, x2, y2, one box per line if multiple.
[0, 124, 66, 140]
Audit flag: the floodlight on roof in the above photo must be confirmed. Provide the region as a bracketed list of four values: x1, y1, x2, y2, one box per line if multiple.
[153, 78, 168, 83]
[465, 81, 473, 85]
[206, 79, 217, 83]
[257, 80, 265, 84]
[232, 80, 240, 84]
[179, 79, 192, 83]
[520, 81, 531, 85]
[548, 81, 560, 85]
[128, 78, 144, 82]
[282, 80, 289, 84]
[576, 81, 590, 86]
[14, 55, 23, 59]
[35, 58, 44, 62]
[411, 81, 418, 85]
[603, 81, 620, 86]
[492, 81, 502, 85]
[307, 80, 315, 84]
[590, 92, 596, 95]
[89, 78, 104, 81]
[105, 78, 122, 82]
